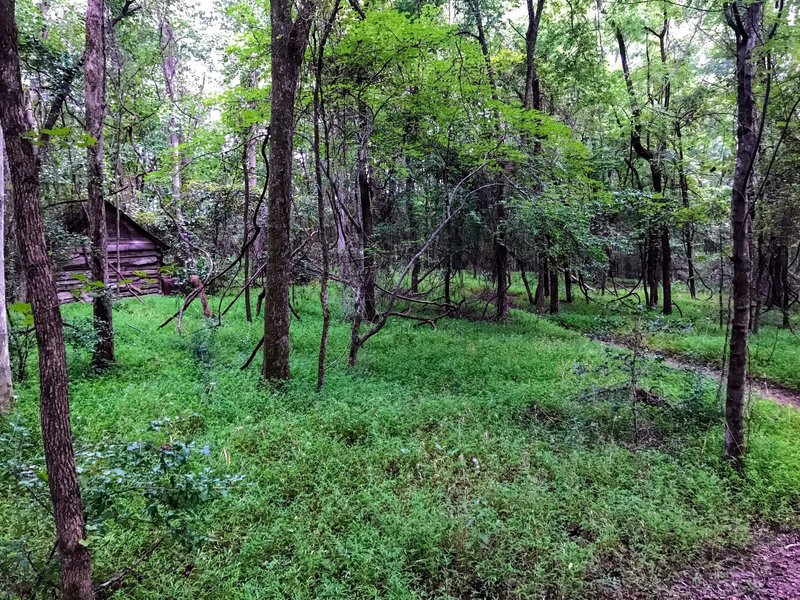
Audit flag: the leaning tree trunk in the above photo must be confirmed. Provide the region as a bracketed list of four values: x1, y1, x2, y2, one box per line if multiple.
[0, 2, 95, 596]
[564, 267, 573, 303]
[724, 0, 763, 471]
[0, 128, 12, 413]
[262, 0, 315, 381]
[85, 0, 114, 369]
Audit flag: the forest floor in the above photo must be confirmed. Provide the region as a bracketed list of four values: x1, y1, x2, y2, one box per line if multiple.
[665, 530, 800, 599]
[1, 284, 799, 598]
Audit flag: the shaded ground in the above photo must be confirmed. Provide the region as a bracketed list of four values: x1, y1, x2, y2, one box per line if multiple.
[666, 531, 800, 599]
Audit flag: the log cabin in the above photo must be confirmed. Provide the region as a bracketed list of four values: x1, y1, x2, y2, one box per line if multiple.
[57, 201, 168, 303]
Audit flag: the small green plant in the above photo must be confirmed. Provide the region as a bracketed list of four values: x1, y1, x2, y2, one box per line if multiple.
[0, 419, 243, 597]
[7, 302, 34, 381]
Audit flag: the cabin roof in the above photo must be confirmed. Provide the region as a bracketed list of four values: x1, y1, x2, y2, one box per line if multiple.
[65, 201, 169, 250]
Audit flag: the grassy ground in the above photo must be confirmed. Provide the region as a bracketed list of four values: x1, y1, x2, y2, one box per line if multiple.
[1, 287, 800, 599]
[536, 281, 800, 391]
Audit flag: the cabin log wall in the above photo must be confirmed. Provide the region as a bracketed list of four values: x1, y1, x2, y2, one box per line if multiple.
[57, 206, 164, 303]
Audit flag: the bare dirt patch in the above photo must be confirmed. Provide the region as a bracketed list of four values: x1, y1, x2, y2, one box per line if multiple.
[665, 531, 800, 599]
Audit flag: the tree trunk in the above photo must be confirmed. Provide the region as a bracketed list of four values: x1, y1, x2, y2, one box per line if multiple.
[520, 264, 534, 305]
[468, 0, 508, 321]
[675, 122, 696, 298]
[549, 268, 559, 314]
[780, 243, 790, 328]
[564, 267, 573, 303]
[616, 25, 672, 313]
[262, 0, 315, 381]
[661, 226, 672, 315]
[751, 233, 764, 333]
[523, 0, 545, 111]
[534, 253, 547, 311]
[648, 231, 659, 308]
[85, 0, 114, 369]
[312, 0, 338, 390]
[724, 0, 763, 471]
[159, 16, 191, 262]
[493, 183, 508, 320]
[357, 143, 376, 322]
[242, 136, 254, 322]
[0, 3, 95, 595]
[405, 174, 421, 294]
[0, 128, 12, 413]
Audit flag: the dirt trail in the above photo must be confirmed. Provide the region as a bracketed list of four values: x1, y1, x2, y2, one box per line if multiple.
[665, 531, 800, 599]
[586, 334, 800, 598]
[589, 334, 800, 410]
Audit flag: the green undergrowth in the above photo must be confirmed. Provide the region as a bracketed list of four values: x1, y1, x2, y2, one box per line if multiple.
[1, 287, 799, 599]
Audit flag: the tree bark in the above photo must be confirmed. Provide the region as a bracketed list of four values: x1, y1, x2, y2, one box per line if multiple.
[549, 268, 559, 314]
[85, 0, 114, 369]
[262, 0, 315, 381]
[724, 0, 763, 471]
[312, 0, 339, 390]
[0, 128, 12, 413]
[564, 267, 573, 303]
[0, 2, 95, 595]
[661, 226, 672, 315]
[534, 253, 547, 311]
[357, 142, 376, 321]
[616, 24, 672, 314]
[242, 134, 255, 322]
[467, 0, 508, 321]
[675, 122, 696, 298]
[159, 15, 191, 262]
[523, 0, 545, 111]
[520, 264, 534, 305]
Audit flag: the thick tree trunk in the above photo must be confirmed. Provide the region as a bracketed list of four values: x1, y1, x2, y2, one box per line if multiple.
[724, 0, 763, 471]
[262, 0, 314, 381]
[0, 129, 12, 413]
[0, 3, 95, 595]
[85, 0, 114, 369]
